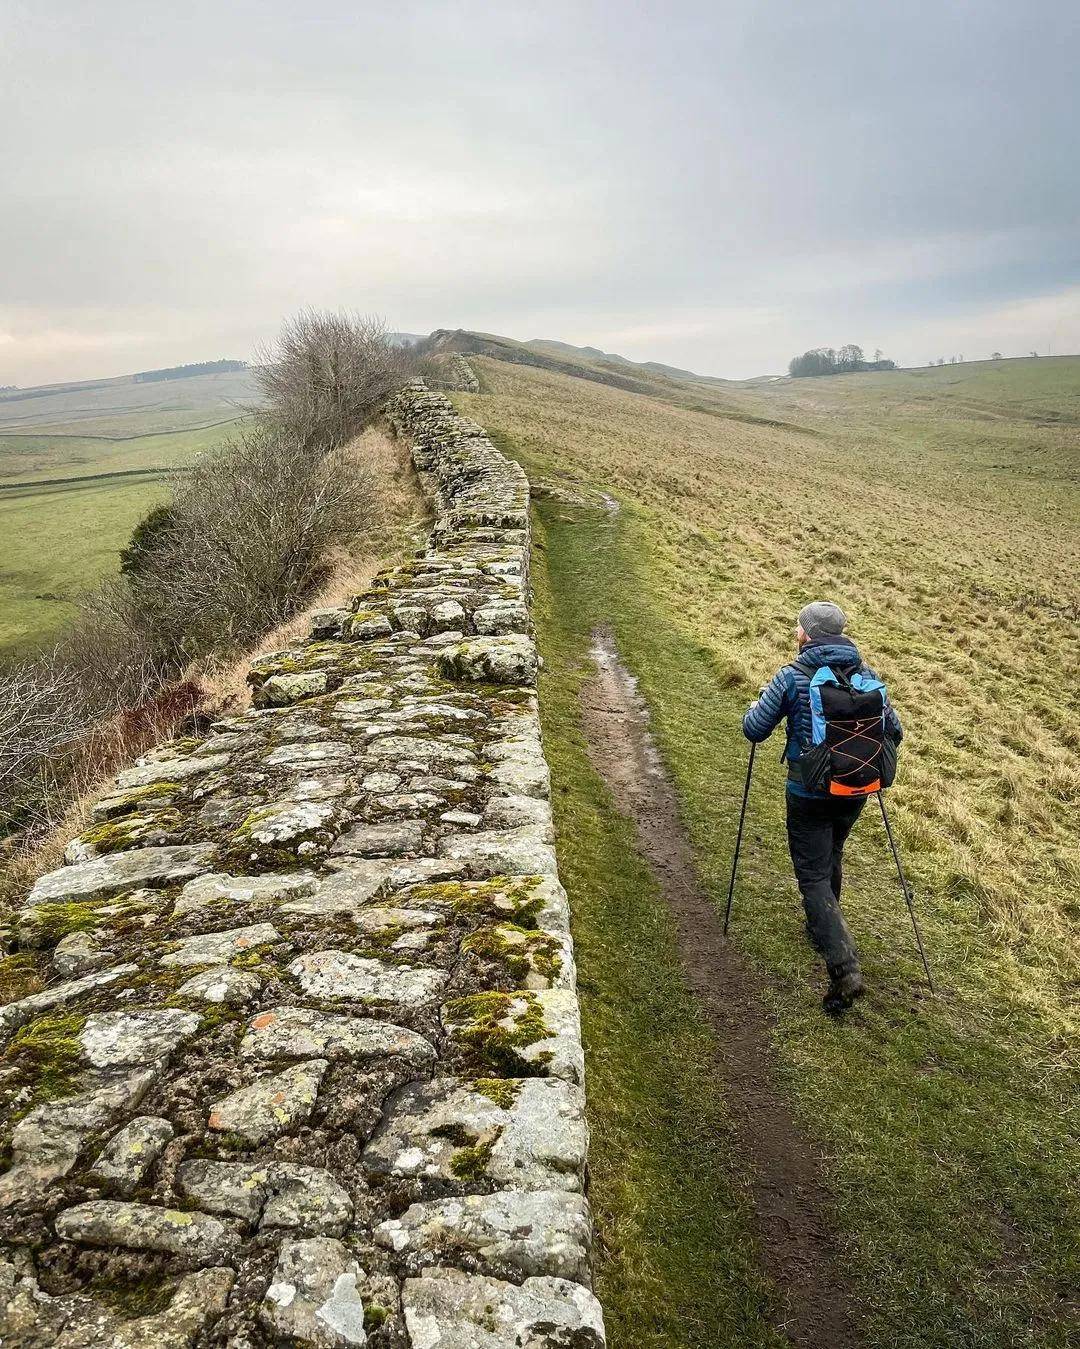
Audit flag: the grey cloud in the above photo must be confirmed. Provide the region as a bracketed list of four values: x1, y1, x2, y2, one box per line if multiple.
[2, 0, 1078, 383]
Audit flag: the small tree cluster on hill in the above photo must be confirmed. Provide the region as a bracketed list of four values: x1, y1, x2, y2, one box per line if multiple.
[788, 345, 896, 377]
[0, 311, 415, 839]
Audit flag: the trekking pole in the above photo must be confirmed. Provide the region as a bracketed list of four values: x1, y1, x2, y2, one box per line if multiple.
[877, 792, 935, 995]
[723, 742, 756, 937]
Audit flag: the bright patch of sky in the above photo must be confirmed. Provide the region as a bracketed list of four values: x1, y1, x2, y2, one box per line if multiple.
[2, 0, 1077, 383]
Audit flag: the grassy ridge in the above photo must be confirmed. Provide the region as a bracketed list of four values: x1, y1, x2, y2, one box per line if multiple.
[459, 360, 1079, 1346]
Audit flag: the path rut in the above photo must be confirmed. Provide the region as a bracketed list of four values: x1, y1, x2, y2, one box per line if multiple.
[580, 625, 859, 1349]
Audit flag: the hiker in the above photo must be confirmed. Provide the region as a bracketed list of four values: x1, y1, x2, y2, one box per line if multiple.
[742, 601, 903, 1014]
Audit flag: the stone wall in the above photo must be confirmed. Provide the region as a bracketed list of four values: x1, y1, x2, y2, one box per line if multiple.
[425, 353, 481, 394]
[0, 380, 605, 1348]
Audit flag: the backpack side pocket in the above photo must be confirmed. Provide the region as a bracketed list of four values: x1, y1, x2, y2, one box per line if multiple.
[880, 737, 898, 789]
[799, 740, 831, 792]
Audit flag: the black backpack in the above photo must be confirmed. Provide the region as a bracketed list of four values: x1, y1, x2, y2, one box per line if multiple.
[794, 659, 897, 796]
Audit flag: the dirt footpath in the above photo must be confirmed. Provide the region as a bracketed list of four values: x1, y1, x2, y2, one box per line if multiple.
[580, 626, 859, 1349]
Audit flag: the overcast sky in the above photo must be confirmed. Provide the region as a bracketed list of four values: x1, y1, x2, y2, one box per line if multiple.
[3, 0, 1078, 384]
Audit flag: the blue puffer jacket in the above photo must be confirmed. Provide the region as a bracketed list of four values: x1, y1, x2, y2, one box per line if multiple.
[742, 636, 903, 797]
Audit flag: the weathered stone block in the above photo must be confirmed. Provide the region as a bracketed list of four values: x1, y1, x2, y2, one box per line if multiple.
[55, 1200, 239, 1266]
[438, 827, 558, 878]
[255, 671, 328, 707]
[402, 1269, 605, 1348]
[177, 1159, 353, 1235]
[260, 1237, 370, 1346]
[289, 950, 446, 1005]
[375, 1189, 592, 1283]
[241, 1006, 435, 1067]
[175, 869, 317, 915]
[363, 1076, 587, 1192]
[160, 921, 280, 967]
[207, 1060, 327, 1143]
[331, 820, 426, 858]
[436, 635, 537, 686]
[89, 1115, 174, 1195]
[177, 965, 263, 1005]
[28, 845, 215, 906]
[80, 1008, 202, 1069]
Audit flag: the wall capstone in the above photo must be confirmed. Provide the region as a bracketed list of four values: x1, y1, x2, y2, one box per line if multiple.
[0, 380, 605, 1348]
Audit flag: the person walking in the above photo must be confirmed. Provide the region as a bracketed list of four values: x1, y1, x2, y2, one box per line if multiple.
[743, 601, 903, 1014]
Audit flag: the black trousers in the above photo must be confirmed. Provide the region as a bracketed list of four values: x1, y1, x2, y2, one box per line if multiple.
[786, 792, 866, 977]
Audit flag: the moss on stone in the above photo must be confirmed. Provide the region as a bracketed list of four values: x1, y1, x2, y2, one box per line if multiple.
[214, 1131, 252, 1153]
[97, 781, 182, 816]
[158, 736, 201, 757]
[0, 951, 44, 1002]
[364, 1304, 390, 1332]
[6, 1009, 86, 1099]
[224, 807, 329, 873]
[228, 949, 264, 969]
[22, 893, 162, 950]
[445, 990, 549, 1077]
[24, 899, 104, 944]
[472, 1077, 523, 1109]
[449, 1131, 500, 1183]
[431, 1122, 475, 1147]
[86, 1273, 176, 1318]
[77, 810, 182, 856]
[121, 967, 187, 995]
[408, 875, 543, 927]
[462, 924, 562, 986]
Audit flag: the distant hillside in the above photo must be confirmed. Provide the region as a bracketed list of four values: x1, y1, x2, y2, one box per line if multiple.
[133, 359, 246, 383]
[427, 328, 738, 398]
[525, 338, 714, 383]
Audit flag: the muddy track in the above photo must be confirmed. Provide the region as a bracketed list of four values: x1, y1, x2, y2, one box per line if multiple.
[580, 626, 859, 1349]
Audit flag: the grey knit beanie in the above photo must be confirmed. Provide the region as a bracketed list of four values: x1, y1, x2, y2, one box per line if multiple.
[798, 600, 847, 639]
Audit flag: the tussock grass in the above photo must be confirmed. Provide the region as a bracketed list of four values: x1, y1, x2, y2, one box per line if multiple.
[466, 358, 1080, 1013]
[464, 357, 1079, 1348]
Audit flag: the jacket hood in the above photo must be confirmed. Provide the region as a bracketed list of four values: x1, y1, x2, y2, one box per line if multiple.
[795, 635, 861, 670]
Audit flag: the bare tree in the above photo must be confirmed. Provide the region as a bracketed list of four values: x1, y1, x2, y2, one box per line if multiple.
[0, 658, 88, 831]
[253, 310, 414, 451]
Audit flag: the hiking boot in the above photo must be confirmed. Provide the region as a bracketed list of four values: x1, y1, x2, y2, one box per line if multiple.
[822, 968, 865, 1016]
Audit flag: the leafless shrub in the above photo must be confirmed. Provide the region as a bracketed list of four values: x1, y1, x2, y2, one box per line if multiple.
[0, 658, 90, 834]
[127, 419, 389, 661]
[253, 310, 414, 450]
[56, 577, 169, 712]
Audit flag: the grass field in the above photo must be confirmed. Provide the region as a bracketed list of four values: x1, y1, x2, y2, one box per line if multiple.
[452, 352, 1079, 1347]
[0, 371, 254, 656]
